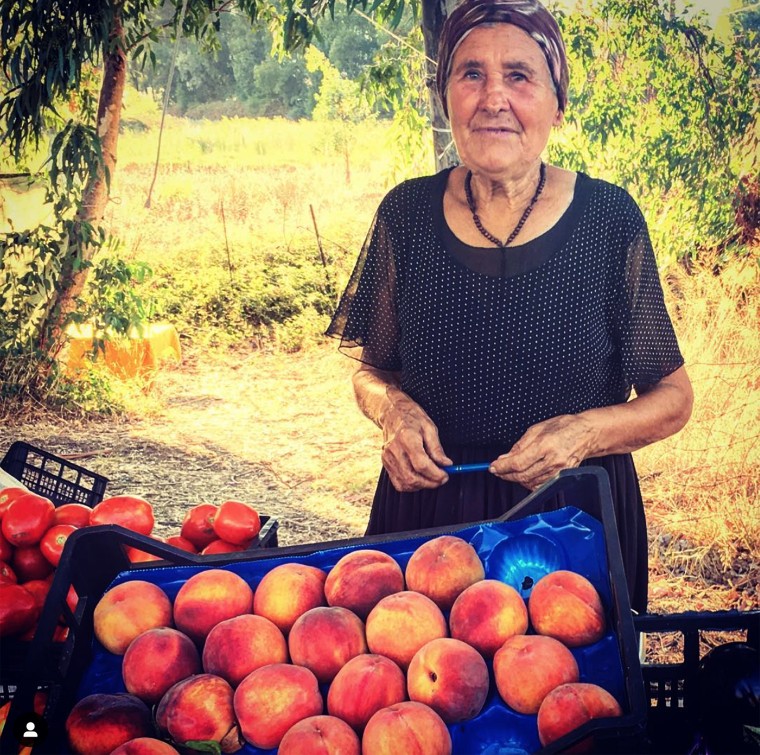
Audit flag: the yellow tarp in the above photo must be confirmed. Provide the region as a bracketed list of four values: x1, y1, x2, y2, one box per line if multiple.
[65, 322, 182, 378]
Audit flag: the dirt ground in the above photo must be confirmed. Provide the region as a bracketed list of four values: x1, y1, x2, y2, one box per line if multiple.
[0, 346, 374, 547]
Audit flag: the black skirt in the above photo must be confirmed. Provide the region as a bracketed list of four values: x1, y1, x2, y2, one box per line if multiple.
[366, 447, 648, 614]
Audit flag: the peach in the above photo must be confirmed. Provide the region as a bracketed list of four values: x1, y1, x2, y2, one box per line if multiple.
[203, 613, 288, 686]
[234, 663, 323, 750]
[253, 562, 327, 634]
[278, 715, 360, 755]
[407, 637, 489, 723]
[449, 579, 529, 657]
[494, 634, 580, 714]
[93, 581, 172, 655]
[65, 693, 153, 755]
[327, 654, 407, 732]
[529, 570, 606, 647]
[111, 738, 180, 754]
[405, 536, 484, 611]
[363, 701, 452, 755]
[288, 606, 367, 683]
[122, 627, 201, 704]
[366, 591, 448, 670]
[173, 568, 253, 644]
[158, 673, 241, 752]
[324, 549, 404, 619]
[537, 682, 623, 749]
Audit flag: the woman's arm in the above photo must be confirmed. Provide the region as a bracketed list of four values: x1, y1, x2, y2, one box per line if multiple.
[353, 363, 452, 492]
[491, 365, 694, 490]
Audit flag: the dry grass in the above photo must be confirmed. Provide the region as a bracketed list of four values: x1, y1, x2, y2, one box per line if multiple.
[636, 259, 759, 613]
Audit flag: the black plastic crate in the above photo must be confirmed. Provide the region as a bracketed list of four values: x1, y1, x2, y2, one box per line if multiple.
[2, 467, 643, 755]
[634, 609, 760, 754]
[0, 441, 109, 508]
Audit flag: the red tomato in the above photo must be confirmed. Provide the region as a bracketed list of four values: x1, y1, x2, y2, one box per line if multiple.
[180, 503, 218, 549]
[12, 545, 54, 582]
[0, 583, 39, 637]
[125, 545, 162, 563]
[0, 559, 17, 584]
[1, 493, 55, 546]
[66, 584, 79, 615]
[17, 579, 52, 641]
[212, 500, 261, 545]
[0, 486, 28, 520]
[40, 524, 77, 567]
[53, 503, 92, 528]
[201, 538, 250, 555]
[0, 529, 12, 562]
[89, 495, 154, 535]
[165, 535, 198, 554]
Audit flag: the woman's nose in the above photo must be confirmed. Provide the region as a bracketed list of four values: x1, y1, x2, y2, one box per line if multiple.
[482, 78, 511, 113]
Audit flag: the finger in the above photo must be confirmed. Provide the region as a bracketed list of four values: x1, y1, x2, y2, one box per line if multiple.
[420, 426, 453, 467]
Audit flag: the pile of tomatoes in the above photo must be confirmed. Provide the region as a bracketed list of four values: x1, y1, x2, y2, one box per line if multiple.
[0, 487, 263, 640]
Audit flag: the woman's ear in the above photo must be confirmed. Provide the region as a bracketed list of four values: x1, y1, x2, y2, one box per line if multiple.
[553, 108, 564, 128]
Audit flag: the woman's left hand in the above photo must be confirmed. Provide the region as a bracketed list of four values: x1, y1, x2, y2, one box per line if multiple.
[489, 414, 595, 490]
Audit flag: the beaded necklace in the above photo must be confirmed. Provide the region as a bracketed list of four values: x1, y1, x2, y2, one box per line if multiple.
[464, 162, 547, 248]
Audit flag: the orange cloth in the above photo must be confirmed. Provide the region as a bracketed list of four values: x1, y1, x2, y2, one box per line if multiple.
[65, 322, 182, 378]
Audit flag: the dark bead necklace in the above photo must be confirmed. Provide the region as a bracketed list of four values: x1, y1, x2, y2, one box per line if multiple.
[464, 162, 547, 248]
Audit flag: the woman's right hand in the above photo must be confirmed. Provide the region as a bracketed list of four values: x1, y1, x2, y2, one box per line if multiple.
[379, 391, 452, 492]
[352, 363, 451, 492]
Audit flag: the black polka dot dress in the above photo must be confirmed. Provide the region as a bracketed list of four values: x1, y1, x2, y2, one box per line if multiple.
[327, 168, 685, 613]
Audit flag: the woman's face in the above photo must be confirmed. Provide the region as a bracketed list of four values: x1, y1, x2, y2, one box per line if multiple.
[446, 24, 562, 179]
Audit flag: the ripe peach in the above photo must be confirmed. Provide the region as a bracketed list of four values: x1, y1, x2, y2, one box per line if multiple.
[278, 715, 360, 755]
[122, 627, 201, 704]
[327, 653, 407, 732]
[234, 663, 323, 750]
[203, 613, 288, 686]
[111, 738, 180, 754]
[363, 701, 452, 755]
[65, 693, 153, 755]
[173, 568, 253, 644]
[494, 634, 580, 714]
[158, 673, 241, 752]
[537, 682, 623, 749]
[529, 570, 606, 647]
[324, 549, 404, 620]
[449, 579, 528, 657]
[253, 562, 327, 634]
[93, 581, 173, 655]
[288, 606, 367, 683]
[366, 591, 448, 670]
[405, 536, 484, 611]
[407, 637, 489, 723]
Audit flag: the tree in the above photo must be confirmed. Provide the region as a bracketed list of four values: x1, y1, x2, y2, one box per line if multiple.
[0, 0, 418, 376]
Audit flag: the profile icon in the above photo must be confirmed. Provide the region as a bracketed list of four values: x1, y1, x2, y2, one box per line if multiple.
[23, 721, 38, 738]
[12, 711, 47, 747]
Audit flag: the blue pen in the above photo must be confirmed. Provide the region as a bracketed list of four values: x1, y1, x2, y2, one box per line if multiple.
[442, 462, 491, 474]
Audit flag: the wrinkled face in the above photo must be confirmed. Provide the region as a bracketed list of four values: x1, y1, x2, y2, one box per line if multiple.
[446, 24, 562, 178]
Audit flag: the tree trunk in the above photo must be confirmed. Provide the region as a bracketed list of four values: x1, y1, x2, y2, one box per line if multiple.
[422, 0, 458, 171]
[46, 9, 127, 349]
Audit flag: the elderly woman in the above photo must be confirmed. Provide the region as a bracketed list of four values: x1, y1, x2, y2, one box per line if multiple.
[326, 0, 693, 613]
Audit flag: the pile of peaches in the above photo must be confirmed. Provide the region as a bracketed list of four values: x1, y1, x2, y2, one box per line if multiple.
[65, 535, 623, 755]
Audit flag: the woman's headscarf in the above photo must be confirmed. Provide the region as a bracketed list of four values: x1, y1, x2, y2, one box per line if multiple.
[436, 0, 569, 117]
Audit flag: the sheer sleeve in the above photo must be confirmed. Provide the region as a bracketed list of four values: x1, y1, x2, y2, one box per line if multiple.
[325, 202, 402, 371]
[610, 202, 684, 389]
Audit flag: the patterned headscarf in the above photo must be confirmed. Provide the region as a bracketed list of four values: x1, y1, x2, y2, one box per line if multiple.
[436, 0, 569, 117]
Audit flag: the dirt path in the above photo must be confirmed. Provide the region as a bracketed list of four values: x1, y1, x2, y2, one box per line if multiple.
[0, 345, 378, 546]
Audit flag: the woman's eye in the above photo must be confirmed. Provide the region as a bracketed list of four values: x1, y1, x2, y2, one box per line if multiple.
[508, 72, 527, 82]
[463, 69, 482, 80]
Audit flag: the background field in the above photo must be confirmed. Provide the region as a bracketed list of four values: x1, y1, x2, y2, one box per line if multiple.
[2, 111, 758, 621]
